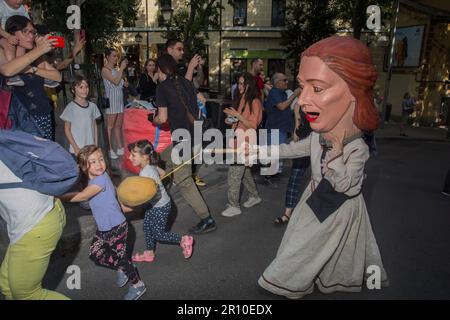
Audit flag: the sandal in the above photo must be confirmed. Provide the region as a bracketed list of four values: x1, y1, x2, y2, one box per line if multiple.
[180, 235, 194, 259]
[274, 214, 290, 225]
[132, 252, 155, 262]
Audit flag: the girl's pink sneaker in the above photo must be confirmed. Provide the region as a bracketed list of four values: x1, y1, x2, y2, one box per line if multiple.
[132, 251, 155, 262]
[180, 235, 194, 259]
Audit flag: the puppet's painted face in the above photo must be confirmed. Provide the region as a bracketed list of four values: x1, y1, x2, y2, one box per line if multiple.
[297, 56, 355, 133]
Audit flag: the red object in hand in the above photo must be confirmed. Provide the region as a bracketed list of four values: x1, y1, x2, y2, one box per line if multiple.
[49, 34, 65, 48]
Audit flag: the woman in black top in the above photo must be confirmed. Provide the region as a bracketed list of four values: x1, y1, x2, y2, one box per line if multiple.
[138, 59, 157, 101]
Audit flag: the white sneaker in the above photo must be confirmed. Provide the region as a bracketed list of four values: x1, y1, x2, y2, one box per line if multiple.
[221, 205, 242, 217]
[243, 196, 262, 208]
[116, 148, 124, 156]
[109, 150, 118, 159]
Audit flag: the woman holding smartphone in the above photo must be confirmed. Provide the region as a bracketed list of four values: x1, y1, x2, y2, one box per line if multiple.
[0, 15, 61, 140]
[101, 48, 128, 159]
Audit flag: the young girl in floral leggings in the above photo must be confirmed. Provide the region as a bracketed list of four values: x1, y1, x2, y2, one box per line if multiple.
[64, 145, 146, 300]
[128, 139, 194, 262]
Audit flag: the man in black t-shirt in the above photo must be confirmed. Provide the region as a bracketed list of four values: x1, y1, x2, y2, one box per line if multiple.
[165, 39, 207, 187]
[165, 39, 204, 82]
[152, 54, 216, 235]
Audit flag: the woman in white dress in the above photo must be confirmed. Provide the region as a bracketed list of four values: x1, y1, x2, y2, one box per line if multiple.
[257, 36, 388, 299]
[101, 48, 128, 159]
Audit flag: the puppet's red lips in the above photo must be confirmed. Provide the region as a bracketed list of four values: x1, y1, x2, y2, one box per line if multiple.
[305, 112, 320, 123]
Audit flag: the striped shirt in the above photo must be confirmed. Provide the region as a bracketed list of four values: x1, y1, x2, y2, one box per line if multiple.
[102, 67, 124, 114]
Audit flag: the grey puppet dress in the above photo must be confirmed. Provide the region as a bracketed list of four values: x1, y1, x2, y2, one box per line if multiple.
[258, 132, 388, 299]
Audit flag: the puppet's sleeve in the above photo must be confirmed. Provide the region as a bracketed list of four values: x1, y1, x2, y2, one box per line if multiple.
[278, 135, 312, 159]
[324, 142, 369, 195]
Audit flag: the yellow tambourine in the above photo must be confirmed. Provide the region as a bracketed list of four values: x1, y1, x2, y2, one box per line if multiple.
[117, 176, 157, 207]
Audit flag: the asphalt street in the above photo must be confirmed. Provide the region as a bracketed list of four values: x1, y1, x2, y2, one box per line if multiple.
[38, 137, 450, 300]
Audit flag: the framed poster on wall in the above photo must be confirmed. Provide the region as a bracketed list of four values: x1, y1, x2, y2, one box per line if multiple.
[392, 24, 426, 68]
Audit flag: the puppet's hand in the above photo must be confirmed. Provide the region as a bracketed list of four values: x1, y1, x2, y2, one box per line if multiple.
[325, 130, 345, 157]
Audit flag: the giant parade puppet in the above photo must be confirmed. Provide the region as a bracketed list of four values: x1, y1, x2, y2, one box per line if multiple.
[257, 36, 389, 299]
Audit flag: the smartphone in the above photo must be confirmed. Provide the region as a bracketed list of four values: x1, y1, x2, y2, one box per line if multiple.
[49, 32, 65, 48]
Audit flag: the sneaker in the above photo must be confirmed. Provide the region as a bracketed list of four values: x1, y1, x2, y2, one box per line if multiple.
[442, 191, 450, 197]
[79, 200, 91, 210]
[109, 150, 118, 160]
[124, 281, 147, 300]
[189, 217, 217, 234]
[193, 174, 206, 187]
[180, 235, 194, 259]
[116, 148, 124, 156]
[116, 269, 128, 288]
[221, 205, 242, 217]
[7, 75, 24, 86]
[243, 196, 262, 208]
[44, 79, 60, 88]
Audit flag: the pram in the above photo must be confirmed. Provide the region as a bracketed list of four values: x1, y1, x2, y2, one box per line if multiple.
[122, 107, 171, 174]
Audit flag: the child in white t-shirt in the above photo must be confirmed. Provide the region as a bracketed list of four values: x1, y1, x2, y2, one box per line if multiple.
[60, 75, 101, 156]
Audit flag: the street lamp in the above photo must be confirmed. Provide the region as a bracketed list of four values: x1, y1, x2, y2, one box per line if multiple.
[161, 4, 173, 23]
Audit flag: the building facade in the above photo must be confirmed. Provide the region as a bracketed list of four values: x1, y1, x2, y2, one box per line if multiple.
[119, 0, 449, 124]
[119, 0, 291, 95]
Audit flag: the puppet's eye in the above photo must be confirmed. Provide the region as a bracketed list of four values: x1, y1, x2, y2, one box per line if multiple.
[313, 86, 323, 93]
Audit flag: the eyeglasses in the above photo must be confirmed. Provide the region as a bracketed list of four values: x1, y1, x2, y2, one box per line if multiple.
[238, 81, 245, 86]
[21, 29, 37, 37]
[279, 79, 288, 82]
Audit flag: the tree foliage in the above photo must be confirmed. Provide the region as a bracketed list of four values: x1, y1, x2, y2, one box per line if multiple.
[281, 0, 336, 79]
[333, 0, 395, 39]
[31, 0, 141, 55]
[160, 0, 223, 60]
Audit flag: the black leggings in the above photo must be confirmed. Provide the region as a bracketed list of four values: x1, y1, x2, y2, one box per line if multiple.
[89, 221, 140, 284]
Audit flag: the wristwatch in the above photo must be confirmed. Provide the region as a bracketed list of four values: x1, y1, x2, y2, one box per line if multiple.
[31, 66, 37, 74]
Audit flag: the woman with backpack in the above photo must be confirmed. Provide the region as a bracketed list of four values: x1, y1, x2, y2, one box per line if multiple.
[0, 164, 69, 300]
[0, 130, 72, 300]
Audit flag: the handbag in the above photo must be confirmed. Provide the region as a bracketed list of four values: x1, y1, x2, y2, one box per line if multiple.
[99, 97, 110, 109]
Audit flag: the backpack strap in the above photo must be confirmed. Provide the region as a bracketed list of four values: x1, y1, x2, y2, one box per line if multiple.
[153, 125, 160, 151]
[0, 181, 30, 190]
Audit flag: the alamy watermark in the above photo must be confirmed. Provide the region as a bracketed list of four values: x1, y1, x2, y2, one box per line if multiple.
[366, 265, 382, 290]
[366, 5, 381, 32]
[66, 265, 81, 290]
